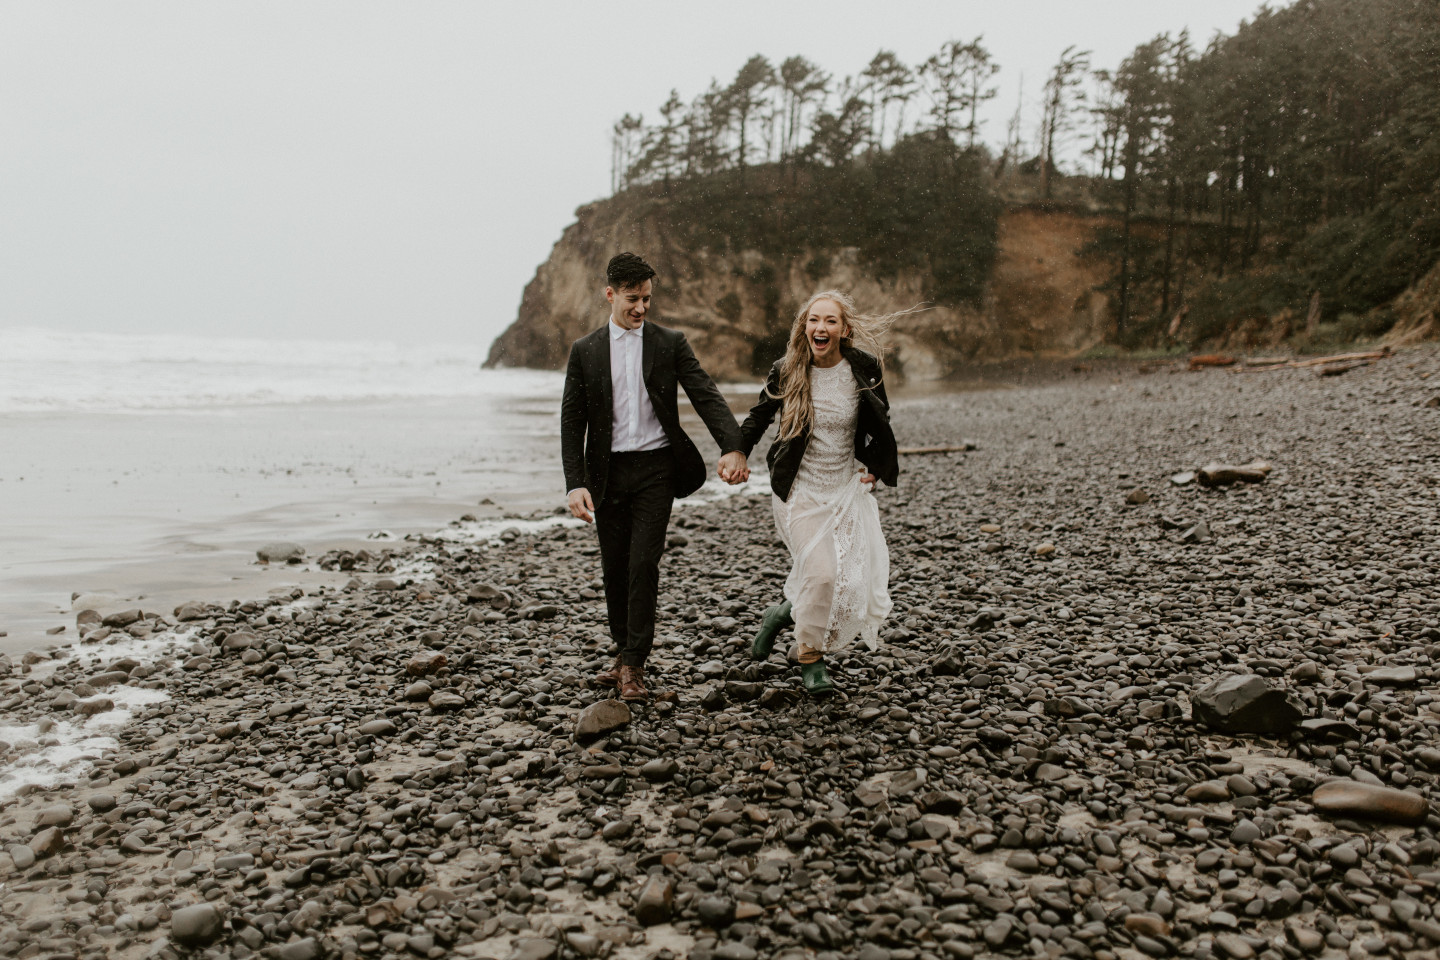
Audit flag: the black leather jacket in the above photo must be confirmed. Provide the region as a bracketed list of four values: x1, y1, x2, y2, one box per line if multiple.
[739, 346, 898, 502]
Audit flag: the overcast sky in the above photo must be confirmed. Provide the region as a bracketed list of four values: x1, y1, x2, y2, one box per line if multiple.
[0, 1, 1277, 350]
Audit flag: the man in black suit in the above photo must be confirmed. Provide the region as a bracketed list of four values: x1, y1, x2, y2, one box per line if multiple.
[561, 252, 749, 701]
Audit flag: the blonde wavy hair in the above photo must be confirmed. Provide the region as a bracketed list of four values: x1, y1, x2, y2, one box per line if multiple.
[768, 290, 917, 441]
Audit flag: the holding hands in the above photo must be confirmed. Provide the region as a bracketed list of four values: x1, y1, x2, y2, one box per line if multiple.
[570, 451, 748, 526]
[717, 451, 750, 485]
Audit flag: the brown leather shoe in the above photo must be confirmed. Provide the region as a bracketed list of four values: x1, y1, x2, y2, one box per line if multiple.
[593, 657, 622, 689]
[618, 664, 649, 702]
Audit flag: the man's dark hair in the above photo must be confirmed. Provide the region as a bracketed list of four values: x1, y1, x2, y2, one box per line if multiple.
[606, 252, 657, 290]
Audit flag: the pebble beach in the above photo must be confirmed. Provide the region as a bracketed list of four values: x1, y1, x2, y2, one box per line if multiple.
[3, 347, 1440, 960]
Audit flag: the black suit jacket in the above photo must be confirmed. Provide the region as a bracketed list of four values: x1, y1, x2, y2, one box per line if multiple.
[561, 321, 743, 502]
[738, 346, 898, 502]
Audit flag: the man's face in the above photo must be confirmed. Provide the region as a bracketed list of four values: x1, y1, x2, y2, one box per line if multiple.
[606, 279, 652, 330]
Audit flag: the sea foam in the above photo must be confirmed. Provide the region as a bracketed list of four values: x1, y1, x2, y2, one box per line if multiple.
[0, 626, 196, 802]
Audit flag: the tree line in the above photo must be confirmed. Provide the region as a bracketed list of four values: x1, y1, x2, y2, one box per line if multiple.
[613, 40, 1023, 190]
[610, 39, 1103, 194]
[1086, 0, 1440, 343]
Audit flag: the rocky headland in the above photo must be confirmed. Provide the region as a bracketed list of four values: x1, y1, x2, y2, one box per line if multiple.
[484, 197, 1110, 384]
[3, 348, 1440, 960]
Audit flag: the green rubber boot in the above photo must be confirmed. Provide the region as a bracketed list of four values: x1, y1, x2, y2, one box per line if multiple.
[800, 659, 836, 696]
[750, 601, 793, 661]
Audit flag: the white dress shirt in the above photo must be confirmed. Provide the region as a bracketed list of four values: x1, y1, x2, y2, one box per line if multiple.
[609, 319, 669, 453]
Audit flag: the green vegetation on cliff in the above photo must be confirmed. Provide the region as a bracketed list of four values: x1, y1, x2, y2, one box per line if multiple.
[622, 134, 1001, 310]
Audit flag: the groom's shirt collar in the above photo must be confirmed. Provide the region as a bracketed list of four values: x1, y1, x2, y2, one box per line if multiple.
[609, 318, 643, 339]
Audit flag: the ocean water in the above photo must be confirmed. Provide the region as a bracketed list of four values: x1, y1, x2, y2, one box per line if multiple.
[0, 329, 569, 651]
[0, 328, 544, 413]
[0, 329, 763, 653]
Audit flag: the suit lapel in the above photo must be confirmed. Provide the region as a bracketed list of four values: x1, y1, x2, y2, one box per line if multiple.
[595, 328, 613, 418]
[641, 321, 656, 385]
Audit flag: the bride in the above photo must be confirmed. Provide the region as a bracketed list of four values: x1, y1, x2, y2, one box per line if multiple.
[738, 291, 900, 695]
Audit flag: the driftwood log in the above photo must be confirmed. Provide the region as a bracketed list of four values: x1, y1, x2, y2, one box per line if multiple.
[1188, 354, 1238, 369]
[898, 443, 977, 456]
[1290, 348, 1391, 368]
[1233, 348, 1392, 373]
[1197, 460, 1273, 487]
[1318, 360, 1374, 377]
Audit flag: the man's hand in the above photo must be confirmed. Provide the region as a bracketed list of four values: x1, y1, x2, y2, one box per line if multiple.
[568, 487, 595, 523]
[717, 451, 750, 485]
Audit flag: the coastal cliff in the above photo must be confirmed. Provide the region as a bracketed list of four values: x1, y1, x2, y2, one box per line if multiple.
[485, 196, 1112, 382]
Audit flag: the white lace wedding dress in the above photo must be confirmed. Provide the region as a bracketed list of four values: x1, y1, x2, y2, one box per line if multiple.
[771, 358, 892, 654]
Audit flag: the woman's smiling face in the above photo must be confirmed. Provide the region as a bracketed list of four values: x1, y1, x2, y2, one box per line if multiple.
[805, 298, 846, 366]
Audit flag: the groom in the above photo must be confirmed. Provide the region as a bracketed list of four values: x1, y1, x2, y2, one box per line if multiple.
[561, 252, 749, 701]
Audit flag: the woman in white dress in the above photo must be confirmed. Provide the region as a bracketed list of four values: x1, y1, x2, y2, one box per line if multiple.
[738, 291, 900, 695]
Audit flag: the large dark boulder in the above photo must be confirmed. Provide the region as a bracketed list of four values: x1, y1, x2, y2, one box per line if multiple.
[1192, 674, 1303, 734]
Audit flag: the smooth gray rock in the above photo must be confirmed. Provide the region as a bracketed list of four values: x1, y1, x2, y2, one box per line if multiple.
[1313, 780, 1429, 825]
[697, 895, 735, 925]
[1300, 717, 1361, 742]
[29, 827, 63, 858]
[1367, 665, 1417, 686]
[276, 938, 320, 960]
[428, 690, 466, 710]
[257, 542, 306, 563]
[170, 903, 223, 946]
[509, 940, 556, 960]
[174, 601, 210, 621]
[574, 699, 631, 740]
[101, 608, 143, 627]
[6, 844, 35, 869]
[634, 875, 673, 926]
[356, 718, 396, 736]
[889, 768, 927, 796]
[34, 804, 73, 828]
[640, 758, 679, 782]
[1181, 520, 1212, 543]
[214, 853, 254, 872]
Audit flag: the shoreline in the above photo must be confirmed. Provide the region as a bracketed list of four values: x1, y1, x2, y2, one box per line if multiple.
[2, 349, 1439, 960]
[0, 369, 999, 661]
[0, 493, 556, 660]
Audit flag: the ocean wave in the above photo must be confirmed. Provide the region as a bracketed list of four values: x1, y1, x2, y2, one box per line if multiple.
[0, 328, 563, 413]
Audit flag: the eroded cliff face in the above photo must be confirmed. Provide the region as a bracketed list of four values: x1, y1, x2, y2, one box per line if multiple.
[485, 199, 1112, 382]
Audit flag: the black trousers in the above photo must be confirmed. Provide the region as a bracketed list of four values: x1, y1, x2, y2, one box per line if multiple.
[595, 449, 674, 666]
